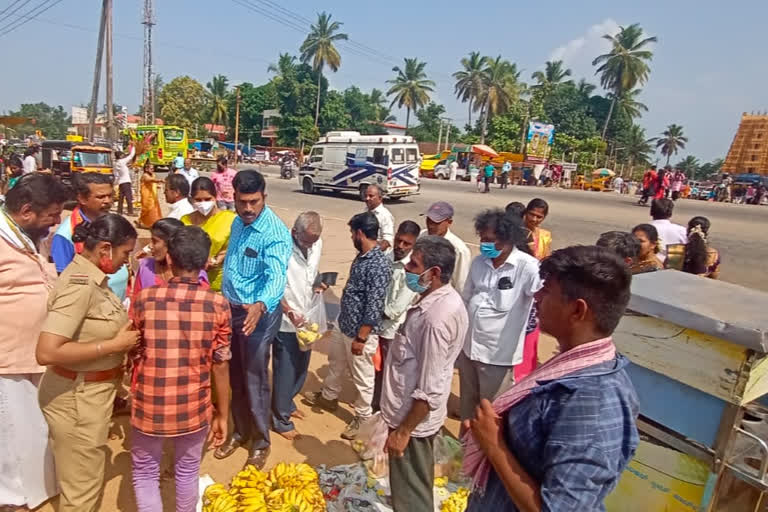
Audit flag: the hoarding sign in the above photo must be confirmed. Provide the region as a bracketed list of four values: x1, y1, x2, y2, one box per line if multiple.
[525, 121, 555, 163]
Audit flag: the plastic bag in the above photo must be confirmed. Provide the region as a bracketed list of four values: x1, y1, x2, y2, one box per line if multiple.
[296, 292, 329, 351]
[433, 433, 464, 482]
[353, 412, 389, 478]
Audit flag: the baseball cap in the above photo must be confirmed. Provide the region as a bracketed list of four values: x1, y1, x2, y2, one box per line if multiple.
[422, 201, 454, 223]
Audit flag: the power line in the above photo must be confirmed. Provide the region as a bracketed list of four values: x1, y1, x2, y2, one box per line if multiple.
[0, 0, 29, 20]
[0, 0, 63, 38]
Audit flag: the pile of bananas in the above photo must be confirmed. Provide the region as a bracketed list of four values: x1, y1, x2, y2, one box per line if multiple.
[296, 323, 321, 349]
[203, 462, 325, 512]
[440, 487, 469, 512]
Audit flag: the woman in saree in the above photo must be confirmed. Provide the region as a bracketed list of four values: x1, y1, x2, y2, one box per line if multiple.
[137, 161, 163, 229]
[181, 177, 235, 291]
[666, 216, 721, 279]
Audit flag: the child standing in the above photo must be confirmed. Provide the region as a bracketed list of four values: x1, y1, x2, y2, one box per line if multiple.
[130, 226, 231, 512]
[210, 156, 237, 211]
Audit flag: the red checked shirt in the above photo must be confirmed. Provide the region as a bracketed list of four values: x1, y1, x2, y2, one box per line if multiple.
[131, 277, 232, 436]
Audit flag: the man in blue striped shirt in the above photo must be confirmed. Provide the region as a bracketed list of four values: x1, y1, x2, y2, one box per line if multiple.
[215, 169, 292, 469]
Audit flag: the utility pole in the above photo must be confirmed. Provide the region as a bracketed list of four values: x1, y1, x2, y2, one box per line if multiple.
[88, 0, 107, 142]
[104, 0, 114, 145]
[436, 121, 443, 154]
[142, 0, 155, 124]
[233, 86, 241, 165]
[444, 120, 452, 151]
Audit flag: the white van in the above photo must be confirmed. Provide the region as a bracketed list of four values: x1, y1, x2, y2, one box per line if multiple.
[298, 131, 421, 200]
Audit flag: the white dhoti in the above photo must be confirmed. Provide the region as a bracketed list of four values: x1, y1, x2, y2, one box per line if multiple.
[0, 373, 58, 508]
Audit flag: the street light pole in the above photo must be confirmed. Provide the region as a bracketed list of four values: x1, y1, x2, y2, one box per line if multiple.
[233, 86, 241, 165]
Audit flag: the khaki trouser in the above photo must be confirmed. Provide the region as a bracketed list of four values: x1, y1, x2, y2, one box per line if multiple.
[322, 334, 379, 418]
[38, 370, 118, 512]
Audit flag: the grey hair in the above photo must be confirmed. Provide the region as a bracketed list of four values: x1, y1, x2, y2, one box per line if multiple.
[366, 184, 384, 197]
[294, 211, 322, 234]
[413, 235, 456, 284]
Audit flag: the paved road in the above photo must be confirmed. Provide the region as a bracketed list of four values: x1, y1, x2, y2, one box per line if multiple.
[243, 165, 768, 291]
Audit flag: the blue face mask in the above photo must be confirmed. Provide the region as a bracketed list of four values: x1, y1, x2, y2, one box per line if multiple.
[480, 242, 502, 259]
[405, 269, 430, 294]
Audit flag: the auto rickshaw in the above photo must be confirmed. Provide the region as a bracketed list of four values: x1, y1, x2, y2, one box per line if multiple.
[41, 140, 113, 184]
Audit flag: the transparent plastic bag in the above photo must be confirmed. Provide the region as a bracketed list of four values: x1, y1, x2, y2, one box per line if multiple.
[296, 292, 329, 351]
[433, 433, 464, 482]
[352, 412, 389, 478]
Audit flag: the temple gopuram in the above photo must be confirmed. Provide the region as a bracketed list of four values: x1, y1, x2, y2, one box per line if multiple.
[723, 112, 768, 175]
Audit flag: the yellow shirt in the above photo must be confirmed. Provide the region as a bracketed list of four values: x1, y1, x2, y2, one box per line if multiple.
[41, 254, 128, 372]
[181, 210, 236, 291]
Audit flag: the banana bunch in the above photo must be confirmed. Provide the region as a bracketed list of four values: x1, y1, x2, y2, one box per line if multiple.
[202, 485, 239, 512]
[296, 324, 321, 348]
[440, 487, 469, 512]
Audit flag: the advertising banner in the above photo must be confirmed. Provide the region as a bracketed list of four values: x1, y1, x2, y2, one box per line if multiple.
[525, 121, 555, 163]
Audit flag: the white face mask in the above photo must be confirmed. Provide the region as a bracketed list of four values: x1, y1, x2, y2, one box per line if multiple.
[194, 200, 215, 216]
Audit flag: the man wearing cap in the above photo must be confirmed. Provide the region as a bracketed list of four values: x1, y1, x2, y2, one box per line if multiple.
[422, 201, 471, 292]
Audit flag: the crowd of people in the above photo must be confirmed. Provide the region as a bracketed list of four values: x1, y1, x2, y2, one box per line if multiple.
[0, 157, 724, 512]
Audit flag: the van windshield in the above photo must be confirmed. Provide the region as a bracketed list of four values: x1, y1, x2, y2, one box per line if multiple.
[310, 147, 323, 164]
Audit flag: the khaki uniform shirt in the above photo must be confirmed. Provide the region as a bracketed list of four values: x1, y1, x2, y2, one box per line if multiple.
[41, 254, 128, 372]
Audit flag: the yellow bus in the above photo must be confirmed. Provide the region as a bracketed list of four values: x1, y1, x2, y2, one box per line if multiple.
[124, 125, 188, 169]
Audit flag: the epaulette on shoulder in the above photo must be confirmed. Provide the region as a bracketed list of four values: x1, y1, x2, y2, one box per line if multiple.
[68, 274, 90, 285]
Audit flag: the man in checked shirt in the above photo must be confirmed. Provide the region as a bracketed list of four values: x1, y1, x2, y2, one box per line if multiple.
[130, 226, 232, 512]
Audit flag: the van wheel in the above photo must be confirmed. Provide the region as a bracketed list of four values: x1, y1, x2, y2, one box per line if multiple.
[359, 184, 368, 202]
[302, 177, 315, 194]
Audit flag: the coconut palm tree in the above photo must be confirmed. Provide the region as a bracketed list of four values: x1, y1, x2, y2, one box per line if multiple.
[476, 56, 522, 144]
[609, 88, 648, 121]
[206, 74, 229, 126]
[619, 124, 654, 165]
[268, 53, 297, 80]
[369, 88, 394, 123]
[386, 58, 435, 130]
[592, 23, 658, 138]
[531, 60, 573, 97]
[299, 12, 348, 127]
[575, 78, 597, 100]
[654, 124, 688, 165]
[676, 155, 700, 177]
[453, 52, 487, 126]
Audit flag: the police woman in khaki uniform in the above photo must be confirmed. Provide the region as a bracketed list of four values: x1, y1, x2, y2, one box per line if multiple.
[36, 213, 139, 512]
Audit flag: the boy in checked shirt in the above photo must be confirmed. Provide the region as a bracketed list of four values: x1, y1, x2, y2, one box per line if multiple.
[130, 226, 232, 512]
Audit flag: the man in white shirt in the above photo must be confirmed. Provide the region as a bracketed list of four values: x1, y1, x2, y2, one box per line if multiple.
[273, 211, 323, 440]
[650, 198, 687, 261]
[372, 220, 420, 411]
[177, 158, 200, 188]
[22, 146, 39, 175]
[459, 209, 541, 422]
[449, 160, 459, 181]
[421, 201, 471, 292]
[163, 173, 194, 219]
[114, 145, 136, 215]
[364, 184, 394, 253]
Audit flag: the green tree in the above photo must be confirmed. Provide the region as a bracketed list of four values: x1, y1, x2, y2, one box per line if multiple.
[386, 58, 435, 130]
[654, 124, 688, 165]
[369, 88, 394, 123]
[206, 74, 229, 126]
[273, 62, 324, 145]
[227, 82, 278, 144]
[477, 56, 522, 144]
[540, 82, 598, 140]
[698, 158, 724, 180]
[158, 76, 208, 133]
[676, 155, 700, 177]
[299, 12, 348, 127]
[592, 23, 657, 138]
[319, 90, 352, 133]
[453, 52, 487, 126]
[9, 102, 71, 138]
[268, 53, 298, 81]
[531, 60, 573, 99]
[408, 102, 458, 143]
[575, 78, 597, 99]
[609, 88, 647, 122]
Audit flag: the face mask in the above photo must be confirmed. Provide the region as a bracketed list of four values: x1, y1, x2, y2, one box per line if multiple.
[195, 200, 215, 216]
[98, 248, 116, 274]
[480, 242, 502, 259]
[405, 268, 432, 294]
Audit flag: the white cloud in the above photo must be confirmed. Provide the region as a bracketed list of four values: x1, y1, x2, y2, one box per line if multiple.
[548, 19, 622, 86]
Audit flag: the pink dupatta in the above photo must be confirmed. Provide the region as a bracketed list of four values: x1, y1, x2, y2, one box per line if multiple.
[462, 336, 617, 491]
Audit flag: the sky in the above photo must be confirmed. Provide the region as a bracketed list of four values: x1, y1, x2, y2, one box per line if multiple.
[2, 0, 767, 162]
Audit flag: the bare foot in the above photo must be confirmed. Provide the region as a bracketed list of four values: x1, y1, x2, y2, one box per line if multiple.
[278, 429, 301, 441]
[291, 409, 306, 420]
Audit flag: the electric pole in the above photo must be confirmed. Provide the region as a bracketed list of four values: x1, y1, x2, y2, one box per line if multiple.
[88, 0, 107, 142]
[233, 86, 241, 164]
[142, 0, 155, 124]
[105, 0, 114, 144]
[436, 121, 443, 154]
[444, 119, 452, 151]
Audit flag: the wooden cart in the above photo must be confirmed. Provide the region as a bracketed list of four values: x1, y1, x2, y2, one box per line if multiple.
[607, 270, 768, 511]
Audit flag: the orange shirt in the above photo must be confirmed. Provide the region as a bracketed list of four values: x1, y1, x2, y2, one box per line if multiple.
[0, 238, 56, 374]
